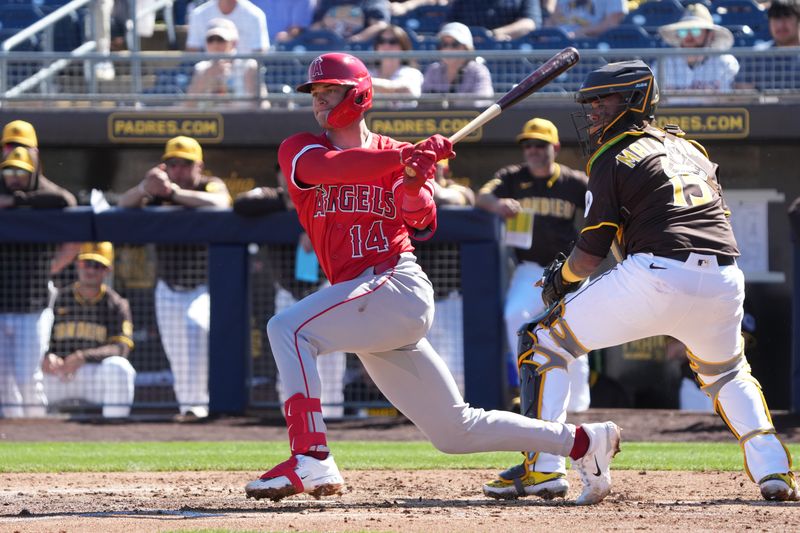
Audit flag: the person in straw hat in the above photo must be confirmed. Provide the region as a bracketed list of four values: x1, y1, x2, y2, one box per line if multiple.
[656, 3, 739, 91]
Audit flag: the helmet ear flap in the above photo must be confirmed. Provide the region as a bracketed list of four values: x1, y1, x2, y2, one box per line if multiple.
[326, 77, 373, 128]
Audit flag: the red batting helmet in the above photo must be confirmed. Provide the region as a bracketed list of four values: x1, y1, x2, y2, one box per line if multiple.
[297, 53, 373, 128]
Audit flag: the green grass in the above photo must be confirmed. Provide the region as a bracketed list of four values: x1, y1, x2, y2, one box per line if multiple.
[2, 441, 799, 473]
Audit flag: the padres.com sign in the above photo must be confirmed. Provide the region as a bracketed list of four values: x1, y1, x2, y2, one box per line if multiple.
[108, 113, 224, 143]
[653, 108, 749, 139]
[367, 111, 480, 142]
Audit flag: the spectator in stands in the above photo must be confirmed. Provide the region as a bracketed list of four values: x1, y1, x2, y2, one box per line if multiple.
[476, 118, 590, 414]
[421, 22, 494, 99]
[186, 0, 269, 53]
[251, 0, 316, 43]
[117, 136, 231, 421]
[91, 0, 116, 81]
[369, 24, 424, 107]
[311, 0, 391, 42]
[450, 0, 542, 40]
[187, 18, 269, 108]
[657, 3, 739, 92]
[0, 144, 77, 418]
[735, 0, 800, 91]
[546, 0, 627, 39]
[390, 0, 451, 17]
[42, 242, 136, 420]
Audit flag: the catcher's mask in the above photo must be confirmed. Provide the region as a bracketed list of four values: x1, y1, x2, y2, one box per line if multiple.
[297, 52, 373, 129]
[572, 60, 659, 155]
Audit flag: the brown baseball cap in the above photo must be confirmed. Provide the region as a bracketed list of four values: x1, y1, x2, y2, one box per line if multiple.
[516, 118, 559, 145]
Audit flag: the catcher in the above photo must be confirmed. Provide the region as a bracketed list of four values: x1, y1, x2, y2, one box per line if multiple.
[483, 60, 797, 502]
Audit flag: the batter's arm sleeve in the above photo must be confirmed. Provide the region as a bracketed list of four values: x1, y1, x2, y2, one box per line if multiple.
[292, 145, 409, 186]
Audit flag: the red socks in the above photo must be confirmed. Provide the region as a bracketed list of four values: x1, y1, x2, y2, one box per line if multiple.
[569, 426, 589, 460]
[305, 450, 329, 461]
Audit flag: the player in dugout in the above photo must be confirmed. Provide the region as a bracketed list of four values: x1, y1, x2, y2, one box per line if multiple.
[243, 52, 621, 506]
[42, 242, 136, 420]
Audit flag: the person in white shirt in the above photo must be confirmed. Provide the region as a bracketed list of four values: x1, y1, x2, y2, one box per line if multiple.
[187, 18, 268, 108]
[657, 3, 739, 92]
[186, 0, 270, 53]
[369, 24, 423, 108]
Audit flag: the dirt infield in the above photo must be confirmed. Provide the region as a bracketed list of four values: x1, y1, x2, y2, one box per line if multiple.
[2, 409, 799, 532]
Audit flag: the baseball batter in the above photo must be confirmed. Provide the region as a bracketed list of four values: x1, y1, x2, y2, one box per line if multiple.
[486, 60, 797, 502]
[244, 52, 621, 505]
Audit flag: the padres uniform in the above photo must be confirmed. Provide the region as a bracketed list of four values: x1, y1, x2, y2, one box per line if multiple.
[149, 175, 226, 418]
[523, 124, 793, 488]
[479, 162, 590, 411]
[0, 147, 76, 418]
[45, 283, 136, 418]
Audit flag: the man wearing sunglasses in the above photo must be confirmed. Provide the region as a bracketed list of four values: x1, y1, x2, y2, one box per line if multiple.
[42, 242, 136, 420]
[477, 118, 590, 500]
[0, 142, 77, 418]
[118, 136, 231, 421]
[657, 3, 739, 92]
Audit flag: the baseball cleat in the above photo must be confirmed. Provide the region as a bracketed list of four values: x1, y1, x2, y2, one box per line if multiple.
[572, 421, 621, 505]
[245, 454, 344, 502]
[759, 472, 799, 501]
[483, 462, 569, 500]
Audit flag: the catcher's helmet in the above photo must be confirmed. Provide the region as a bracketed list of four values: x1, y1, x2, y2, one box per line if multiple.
[297, 53, 373, 128]
[573, 60, 659, 153]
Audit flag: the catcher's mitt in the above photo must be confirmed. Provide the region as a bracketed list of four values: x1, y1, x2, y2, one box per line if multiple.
[539, 253, 581, 306]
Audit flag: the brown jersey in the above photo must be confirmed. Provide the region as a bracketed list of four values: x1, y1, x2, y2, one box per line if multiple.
[49, 283, 134, 362]
[150, 175, 228, 290]
[480, 163, 588, 266]
[578, 126, 739, 260]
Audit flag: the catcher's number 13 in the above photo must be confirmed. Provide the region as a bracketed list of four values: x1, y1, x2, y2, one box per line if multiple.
[669, 172, 714, 207]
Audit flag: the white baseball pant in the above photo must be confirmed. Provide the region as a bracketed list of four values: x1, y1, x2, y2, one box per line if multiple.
[0, 309, 52, 417]
[43, 356, 136, 418]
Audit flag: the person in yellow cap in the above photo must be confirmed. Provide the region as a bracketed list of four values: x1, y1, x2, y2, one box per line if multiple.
[117, 136, 230, 421]
[2, 120, 38, 158]
[42, 242, 137, 420]
[477, 117, 590, 500]
[0, 144, 78, 418]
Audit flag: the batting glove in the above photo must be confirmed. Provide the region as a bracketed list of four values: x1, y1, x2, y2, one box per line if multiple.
[416, 134, 456, 161]
[403, 150, 437, 195]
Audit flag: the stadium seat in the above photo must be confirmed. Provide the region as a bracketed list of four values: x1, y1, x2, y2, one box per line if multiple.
[275, 29, 346, 52]
[144, 66, 192, 95]
[596, 24, 661, 49]
[512, 27, 575, 50]
[726, 24, 757, 47]
[392, 4, 450, 35]
[623, 0, 686, 32]
[0, 4, 45, 31]
[264, 59, 308, 94]
[711, 0, 769, 37]
[469, 26, 499, 50]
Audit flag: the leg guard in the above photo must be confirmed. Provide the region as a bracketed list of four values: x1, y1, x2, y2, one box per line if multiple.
[517, 303, 581, 474]
[689, 348, 792, 483]
[285, 393, 328, 456]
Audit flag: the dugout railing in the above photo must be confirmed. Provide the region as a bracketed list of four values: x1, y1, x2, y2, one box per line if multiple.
[0, 206, 506, 417]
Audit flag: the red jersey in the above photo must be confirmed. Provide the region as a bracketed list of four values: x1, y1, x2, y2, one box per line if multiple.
[279, 131, 423, 284]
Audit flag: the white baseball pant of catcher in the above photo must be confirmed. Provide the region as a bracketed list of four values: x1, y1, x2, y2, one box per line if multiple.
[505, 260, 590, 412]
[155, 280, 209, 417]
[527, 252, 792, 482]
[43, 356, 136, 418]
[267, 252, 576, 456]
[0, 309, 52, 417]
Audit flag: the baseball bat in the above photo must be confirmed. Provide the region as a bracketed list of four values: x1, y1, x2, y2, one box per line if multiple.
[406, 47, 580, 176]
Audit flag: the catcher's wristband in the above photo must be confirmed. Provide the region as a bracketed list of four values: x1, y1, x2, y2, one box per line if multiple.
[560, 260, 584, 283]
